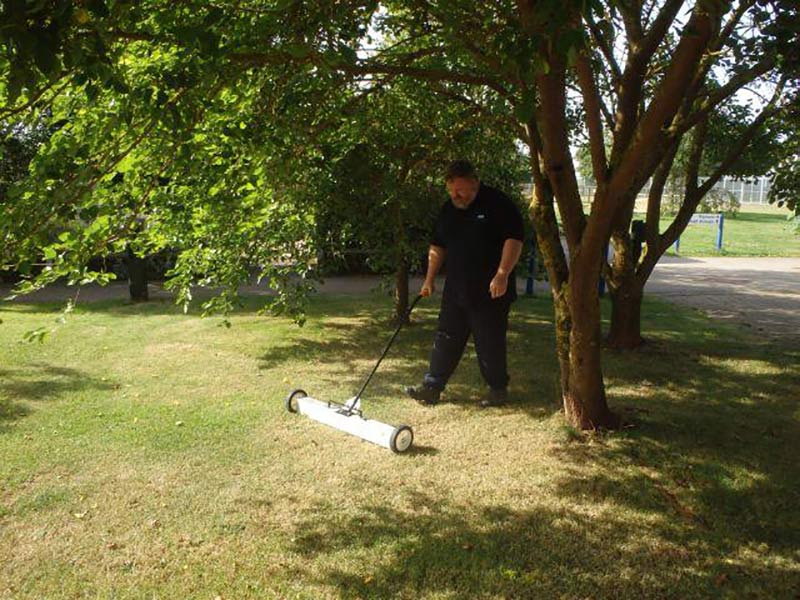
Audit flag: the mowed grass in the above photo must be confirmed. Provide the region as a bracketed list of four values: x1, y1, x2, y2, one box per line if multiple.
[660, 206, 800, 257]
[1, 293, 799, 599]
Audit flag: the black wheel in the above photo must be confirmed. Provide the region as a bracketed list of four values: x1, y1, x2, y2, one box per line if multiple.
[285, 389, 307, 413]
[389, 425, 414, 453]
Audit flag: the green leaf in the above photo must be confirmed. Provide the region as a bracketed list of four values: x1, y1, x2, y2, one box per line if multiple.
[33, 39, 57, 75]
[87, 0, 109, 17]
[514, 99, 535, 124]
[338, 43, 358, 65]
[284, 44, 311, 59]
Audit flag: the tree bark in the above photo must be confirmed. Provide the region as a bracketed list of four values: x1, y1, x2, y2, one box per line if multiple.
[518, 5, 619, 428]
[607, 279, 644, 349]
[126, 246, 149, 302]
[391, 183, 410, 325]
[525, 120, 618, 429]
[393, 257, 410, 325]
[565, 247, 620, 429]
[527, 159, 571, 398]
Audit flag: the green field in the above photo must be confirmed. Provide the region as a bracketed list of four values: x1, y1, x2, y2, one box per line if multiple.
[661, 206, 800, 257]
[1, 294, 799, 598]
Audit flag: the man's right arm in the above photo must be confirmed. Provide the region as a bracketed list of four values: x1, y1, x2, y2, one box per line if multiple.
[421, 245, 446, 297]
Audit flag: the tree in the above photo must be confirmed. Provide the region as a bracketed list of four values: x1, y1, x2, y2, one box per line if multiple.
[4, 0, 796, 429]
[593, 1, 800, 349]
[769, 94, 800, 219]
[604, 95, 789, 348]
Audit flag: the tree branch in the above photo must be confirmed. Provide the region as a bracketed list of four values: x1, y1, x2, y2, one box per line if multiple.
[673, 55, 776, 137]
[618, 0, 644, 45]
[584, 13, 622, 88]
[535, 65, 587, 252]
[638, 0, 685, 65]
[575, 52, 608, 184]
[657, 117, 709, 249]
[427, 82, 527, 139]
[696, 84, 785, 198]
[643, 137, 680, 250]
[0, 72, 73, 121]
[609, 4, 720, 198]
[715, 0, 756, 53]
[608, 0, 687, 167]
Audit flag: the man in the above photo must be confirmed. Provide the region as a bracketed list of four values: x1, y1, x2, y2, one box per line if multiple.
[406, 160, 524, 408]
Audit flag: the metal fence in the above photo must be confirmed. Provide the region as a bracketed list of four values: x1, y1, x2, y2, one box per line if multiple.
[523, 176, 773, 205]
[575, 175, 773, 205]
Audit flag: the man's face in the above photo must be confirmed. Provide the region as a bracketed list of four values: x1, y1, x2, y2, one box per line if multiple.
[446, 176, 479, 210]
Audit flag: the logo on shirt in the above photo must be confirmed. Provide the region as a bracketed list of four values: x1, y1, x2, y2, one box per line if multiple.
[477, 214, 486, 220]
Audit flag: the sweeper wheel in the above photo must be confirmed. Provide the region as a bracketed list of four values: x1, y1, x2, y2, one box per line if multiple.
[285, 389, 307, 413]
[389, 425, 414, 453]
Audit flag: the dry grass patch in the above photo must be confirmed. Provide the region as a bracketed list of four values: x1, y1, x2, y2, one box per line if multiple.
[1, 293, 798, 598]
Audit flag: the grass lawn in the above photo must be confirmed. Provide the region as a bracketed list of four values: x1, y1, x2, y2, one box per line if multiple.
[659, 206, 800, 257]
[1, 293, 799, 599]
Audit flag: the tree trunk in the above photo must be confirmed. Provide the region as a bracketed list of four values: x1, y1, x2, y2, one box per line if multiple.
[393, 257, 409, 325]
[607, 228, 646, 350]
[527, 154, 572, 403]
[526, 125, 618, 429]
[564, 253, 620, 429]
[607, 278, 645, 349]
[391, 184, 410, 325]
[126, 247, 149, 302]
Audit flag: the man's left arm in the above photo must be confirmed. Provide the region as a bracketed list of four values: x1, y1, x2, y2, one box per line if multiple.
[489, 194, 526, 299]
[489, 239, 524, 299]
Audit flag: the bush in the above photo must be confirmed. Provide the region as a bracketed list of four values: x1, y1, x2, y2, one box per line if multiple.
[699, 187, 741, 215]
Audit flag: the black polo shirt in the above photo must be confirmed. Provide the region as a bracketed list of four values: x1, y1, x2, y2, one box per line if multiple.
[432, 183, 525, 306]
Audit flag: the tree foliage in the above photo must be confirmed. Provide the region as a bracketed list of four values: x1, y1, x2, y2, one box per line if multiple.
[769, 97, 800, 217]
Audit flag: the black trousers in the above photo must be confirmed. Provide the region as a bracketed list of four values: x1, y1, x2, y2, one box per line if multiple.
[422, 293, 511, 391]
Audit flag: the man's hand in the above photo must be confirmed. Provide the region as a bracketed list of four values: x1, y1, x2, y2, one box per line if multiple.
[489, 272, 508, 299]
[420, 280, 435, 297]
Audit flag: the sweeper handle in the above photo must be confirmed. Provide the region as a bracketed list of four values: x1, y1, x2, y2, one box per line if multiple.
[351, 294, 423, 406]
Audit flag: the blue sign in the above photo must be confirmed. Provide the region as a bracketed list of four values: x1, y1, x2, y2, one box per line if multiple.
[674, 212, 724, 252]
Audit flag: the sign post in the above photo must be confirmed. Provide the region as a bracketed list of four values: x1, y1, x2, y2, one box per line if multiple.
[673, 213, 724, 253]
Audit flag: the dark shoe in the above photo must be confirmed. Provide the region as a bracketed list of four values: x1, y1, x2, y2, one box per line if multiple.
[480, 388, 508, 408]
[405, 385, 440, 406]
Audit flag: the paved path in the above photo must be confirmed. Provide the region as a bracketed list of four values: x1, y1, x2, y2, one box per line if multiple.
[3, 257, 798, 342]
[645, 256, 800, 342]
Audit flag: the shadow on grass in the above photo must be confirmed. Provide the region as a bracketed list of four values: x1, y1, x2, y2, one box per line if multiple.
[594, 333, 800, 530]
[257, 296, 560, 418]
[0, 363, 116, 432]
[517, 300, 800, 595]
[281, 296, 799, 597]
[287, 487, 797, 599]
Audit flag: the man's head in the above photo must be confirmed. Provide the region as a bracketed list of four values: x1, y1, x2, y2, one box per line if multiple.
[445, 160, 480, 210]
